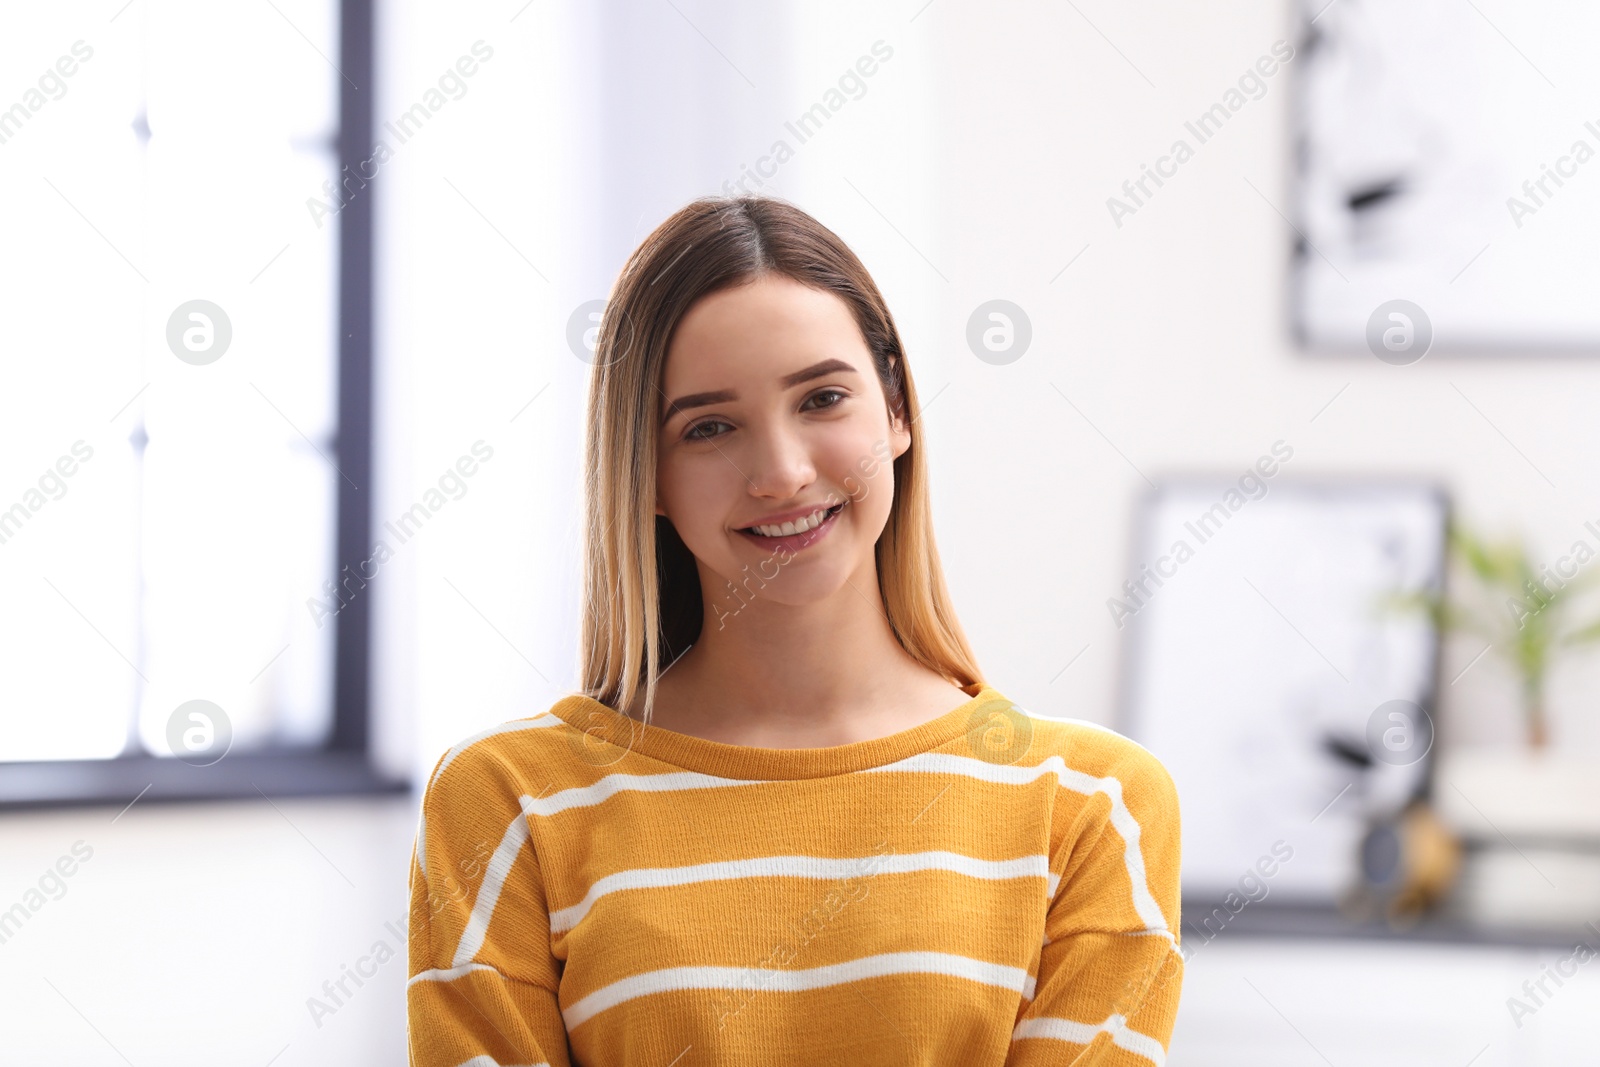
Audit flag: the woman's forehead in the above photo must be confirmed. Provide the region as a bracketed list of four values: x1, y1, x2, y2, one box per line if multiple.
[660, 281, 870, 400]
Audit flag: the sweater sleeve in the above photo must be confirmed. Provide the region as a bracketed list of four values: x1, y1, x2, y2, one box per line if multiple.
[1006, 743, 1184, 1066]
[406, 743, 572, 1067]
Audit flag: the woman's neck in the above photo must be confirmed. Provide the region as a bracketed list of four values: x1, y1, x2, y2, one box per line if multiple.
[632, 568, 970, 746]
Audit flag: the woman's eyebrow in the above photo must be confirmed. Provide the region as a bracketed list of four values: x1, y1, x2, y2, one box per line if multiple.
[660, 358, 859, 424]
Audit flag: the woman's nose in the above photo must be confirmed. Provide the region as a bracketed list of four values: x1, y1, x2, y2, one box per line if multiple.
[745, 423, 816, 499]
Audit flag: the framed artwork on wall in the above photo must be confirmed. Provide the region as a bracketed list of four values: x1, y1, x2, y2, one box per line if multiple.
[1292, 0, 1600, 355]
[1117, 479, 1449, 903]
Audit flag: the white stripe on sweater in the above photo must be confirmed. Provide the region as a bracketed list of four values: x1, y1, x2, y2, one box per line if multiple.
[408, 962, 502, 987]
[549, 851, 1051, 932]
[1013, 1013, 1167, 1066]
[563, 950, 1037, 1029]
[451, 811, 533, 966]
[519, 770, 753, 819]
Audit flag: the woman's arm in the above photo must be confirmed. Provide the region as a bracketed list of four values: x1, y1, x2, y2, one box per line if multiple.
[1006, 744, 1184, 1065]
[407, 744, 572, 1067]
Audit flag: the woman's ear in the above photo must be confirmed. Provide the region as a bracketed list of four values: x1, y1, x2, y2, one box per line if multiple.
[889, 409, 911, 461]
[887, 356, 911, 460]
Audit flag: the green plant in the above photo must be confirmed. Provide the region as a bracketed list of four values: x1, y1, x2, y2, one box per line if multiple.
[1384, 522, 1600, 749]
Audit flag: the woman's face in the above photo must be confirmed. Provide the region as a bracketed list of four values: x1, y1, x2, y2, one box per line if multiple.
[655, 272, 911, 610]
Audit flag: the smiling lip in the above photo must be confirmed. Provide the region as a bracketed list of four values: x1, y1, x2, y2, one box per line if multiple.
[738, 500, 844, 529]
[737, 502, 845, 551]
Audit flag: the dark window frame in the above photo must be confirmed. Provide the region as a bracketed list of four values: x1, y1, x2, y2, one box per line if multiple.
[0, 0, 406, 810]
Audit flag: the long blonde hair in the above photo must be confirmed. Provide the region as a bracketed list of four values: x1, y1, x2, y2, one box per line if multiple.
[579, 195, 982, 721]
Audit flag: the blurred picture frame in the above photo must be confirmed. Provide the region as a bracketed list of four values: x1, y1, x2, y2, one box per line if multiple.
[1116, 477, 1449, 903]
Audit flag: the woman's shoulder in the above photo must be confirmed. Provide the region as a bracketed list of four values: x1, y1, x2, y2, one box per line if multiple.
[421, 695, 595, 800]
[988, 699, 1181, 880]
[997, 696, 1179, 804]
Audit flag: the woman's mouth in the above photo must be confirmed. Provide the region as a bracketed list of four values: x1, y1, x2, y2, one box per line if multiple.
[737, 502, 845, 551]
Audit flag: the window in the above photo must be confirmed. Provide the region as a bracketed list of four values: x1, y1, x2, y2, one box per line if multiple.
[0, 0, 399, 806]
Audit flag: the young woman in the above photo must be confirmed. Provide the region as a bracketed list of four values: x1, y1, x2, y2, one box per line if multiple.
[407, 196, 1184, 1066]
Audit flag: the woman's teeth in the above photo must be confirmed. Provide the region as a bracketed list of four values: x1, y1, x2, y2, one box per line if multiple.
[748, 505, 837, 538]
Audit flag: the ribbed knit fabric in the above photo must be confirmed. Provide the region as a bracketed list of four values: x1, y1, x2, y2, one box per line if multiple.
[406, 683, 1183, 1066]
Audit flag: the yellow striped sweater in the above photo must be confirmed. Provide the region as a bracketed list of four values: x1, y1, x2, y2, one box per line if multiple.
[406, 683, 1184, 1066]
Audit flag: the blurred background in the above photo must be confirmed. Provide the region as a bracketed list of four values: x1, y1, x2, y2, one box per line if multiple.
[3, 0, 1600, 1063]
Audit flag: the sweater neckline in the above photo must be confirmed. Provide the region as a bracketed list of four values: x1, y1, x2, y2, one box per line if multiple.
[548, 681, 1004, 780]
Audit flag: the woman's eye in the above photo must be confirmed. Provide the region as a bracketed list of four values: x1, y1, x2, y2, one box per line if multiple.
[806, 389, 847, 411]
[684, 420, 728, 441]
